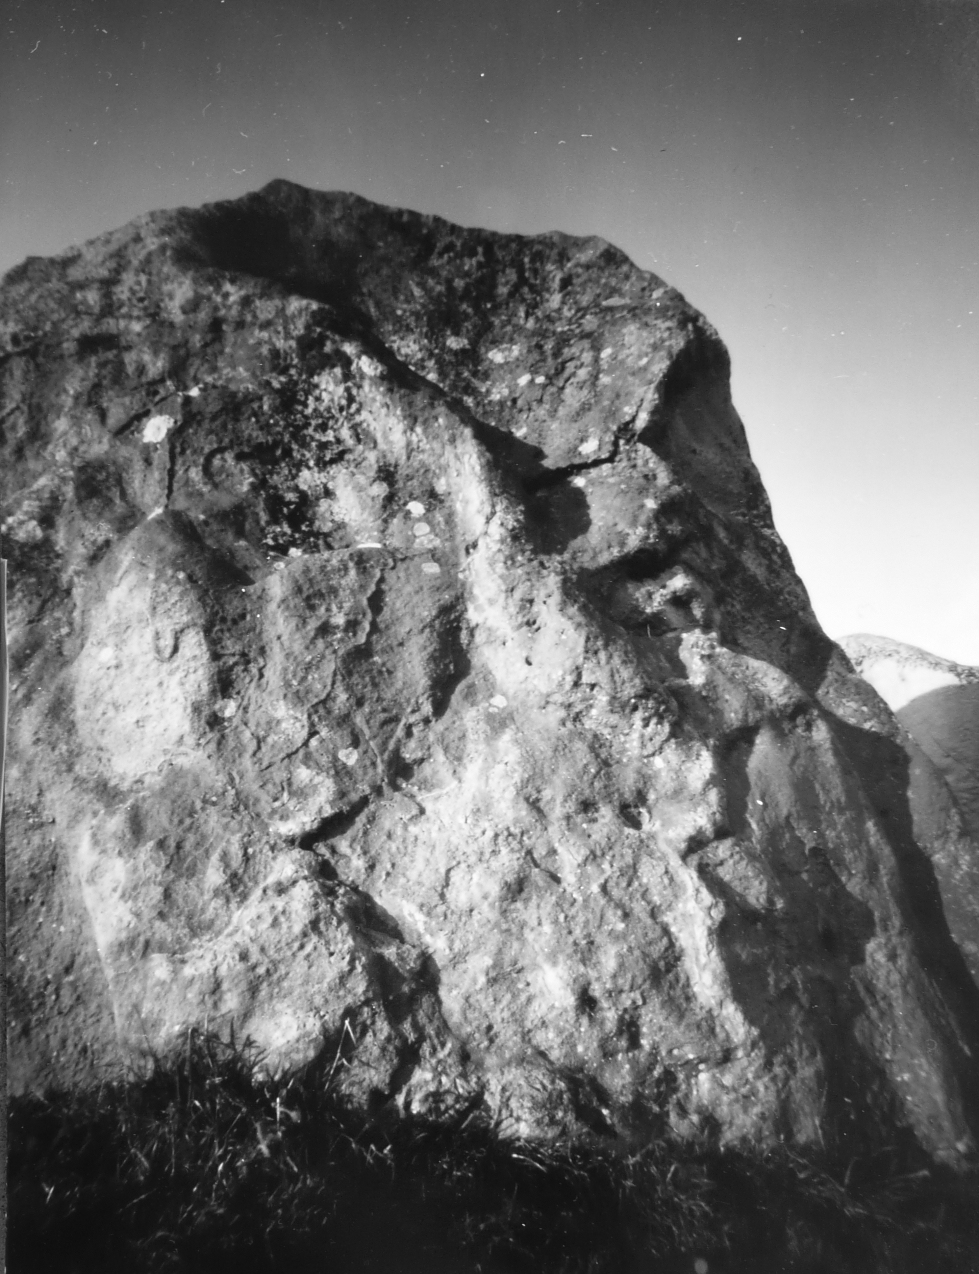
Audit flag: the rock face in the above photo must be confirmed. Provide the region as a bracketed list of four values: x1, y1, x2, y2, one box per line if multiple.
[3, 180, 979, 1163]
[840, 634, 979, 981]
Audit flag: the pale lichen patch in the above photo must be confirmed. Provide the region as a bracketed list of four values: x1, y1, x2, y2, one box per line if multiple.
[142, 414, 174, 444]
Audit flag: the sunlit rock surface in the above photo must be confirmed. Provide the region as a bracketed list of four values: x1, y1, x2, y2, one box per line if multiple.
[3, 180, 978, 1164]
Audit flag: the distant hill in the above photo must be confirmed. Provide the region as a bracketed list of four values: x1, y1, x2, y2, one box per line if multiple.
[839, 634, 979, 842]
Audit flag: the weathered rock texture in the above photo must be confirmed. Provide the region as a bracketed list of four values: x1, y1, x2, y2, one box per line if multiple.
[4, 180, 979, 1164]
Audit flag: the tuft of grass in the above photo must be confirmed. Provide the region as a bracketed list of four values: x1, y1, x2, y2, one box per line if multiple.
[8, 1030, 979, 1274]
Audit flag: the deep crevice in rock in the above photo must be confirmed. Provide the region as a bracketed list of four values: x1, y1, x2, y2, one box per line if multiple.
[298, 795, 371, 851]
[526, 851, 563, 887]
[430, 610, 473, 722]
[716, 724, 762, 840]
[360, 573, 386, 660]
[522, 432, 623, 494]
[164, 434, 177, 506]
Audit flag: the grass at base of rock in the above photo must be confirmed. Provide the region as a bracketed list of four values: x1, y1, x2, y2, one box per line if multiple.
[8, 1031, 978, 1274]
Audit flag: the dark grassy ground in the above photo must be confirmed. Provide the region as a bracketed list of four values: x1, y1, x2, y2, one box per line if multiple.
[7, 1032, 979, 1274]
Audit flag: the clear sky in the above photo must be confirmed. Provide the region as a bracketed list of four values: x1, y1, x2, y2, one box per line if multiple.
[3, 0, 977, 662]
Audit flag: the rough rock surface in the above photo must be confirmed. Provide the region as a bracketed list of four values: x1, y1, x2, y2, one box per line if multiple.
[4, 181, 979, 1164]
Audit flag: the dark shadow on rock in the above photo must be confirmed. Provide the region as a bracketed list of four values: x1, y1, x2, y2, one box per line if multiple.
[524, 480, 592, 555]
[699, 844, 880, 1153]
[715, 725, 761, 839]
[189, 191, 367, 320]
[899, 683, 979, 842]
[338, 882, 408, 947]
[576, 544, 696, 633]
[717, 574, 840, 703]
[826, 714, 979, 1121]
[134, 510, 256, 589]
[73, 457, 142, 534]
[430, 610, 473, 721]
[182, 184, 602, 560]
[298, 796, 372, 854]
[437, 402, 595, 555]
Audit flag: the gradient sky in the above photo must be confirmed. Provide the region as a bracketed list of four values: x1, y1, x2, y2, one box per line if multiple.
[3, 0, 978, 662]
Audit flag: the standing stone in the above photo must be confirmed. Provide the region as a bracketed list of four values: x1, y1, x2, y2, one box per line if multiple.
[3, 180, 978, 1164]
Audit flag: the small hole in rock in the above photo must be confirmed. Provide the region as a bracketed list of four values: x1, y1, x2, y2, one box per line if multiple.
[577, 986, 599, 1017]
[620, 805, 643, 830]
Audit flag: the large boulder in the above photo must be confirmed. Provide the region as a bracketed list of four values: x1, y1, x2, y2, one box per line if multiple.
[3, 180, 978, 1163]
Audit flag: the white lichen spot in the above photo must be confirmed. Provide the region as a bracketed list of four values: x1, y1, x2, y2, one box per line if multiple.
[516, 372, 532, 387]
[421, 561, 441, 575]
[572, 476, 587, 488]
[356, 542, 383, 549]
[487, 344, 520, 364]
[147, 505, 166, 520]
[578, 437, 600, 456]
[142, 414, 174, 444]
[406, 501, 426, 518]
[185, 386, 201, 398]
[358, 354, 383, 378]
[338, 748, 359, 767]
[147, 954, 175, 983]
[540, 962, 570, 1005]
[445, 334, 469, 350]
[412, 522, 431, 538]
[489, 694, 508, 710]
[216, 699, 238, 719]
[296, 467, 325, 495]
[600, 346, 613, 360]
[1, 513, 44, 542]
[287, 547, 303, 558]
[534, 375, 546, 384]
[643, 498, 657, 509]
